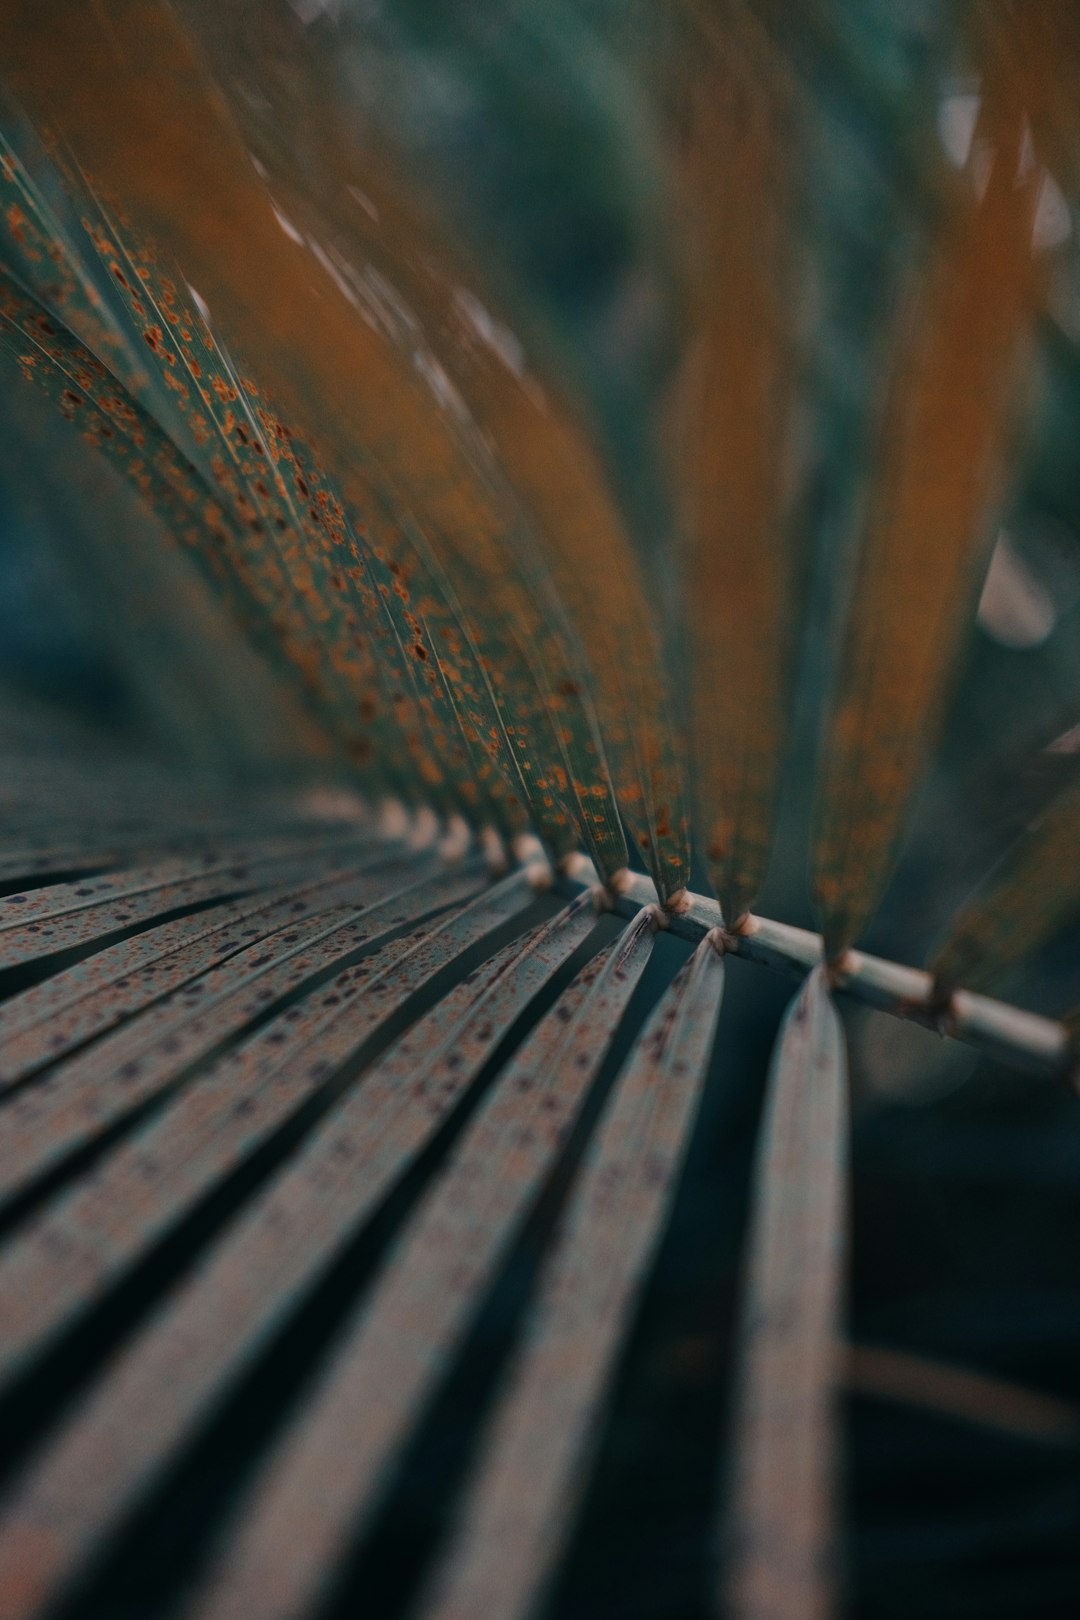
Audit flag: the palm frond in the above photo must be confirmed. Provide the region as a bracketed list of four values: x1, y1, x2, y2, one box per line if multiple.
[0, 3, 1079, 1618]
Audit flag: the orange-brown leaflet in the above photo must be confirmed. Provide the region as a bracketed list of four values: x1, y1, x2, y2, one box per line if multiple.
[813, 59, 1044, 957]
[674, 0, 797, 924]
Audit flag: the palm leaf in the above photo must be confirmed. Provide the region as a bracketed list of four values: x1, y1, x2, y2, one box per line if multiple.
[0, 4, 1078, 1619]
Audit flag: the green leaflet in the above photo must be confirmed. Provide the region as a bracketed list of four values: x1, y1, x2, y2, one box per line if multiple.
[0, 150, 570, 839]
[0, 131, 324, 771]
[0, 126, 145, 393]
[69, 174, 443, 809]
[68, 167, 571, 835]
[0, 378, 331, 772]
[0, 266, 400, 786]
[0, 123, 641, 867]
